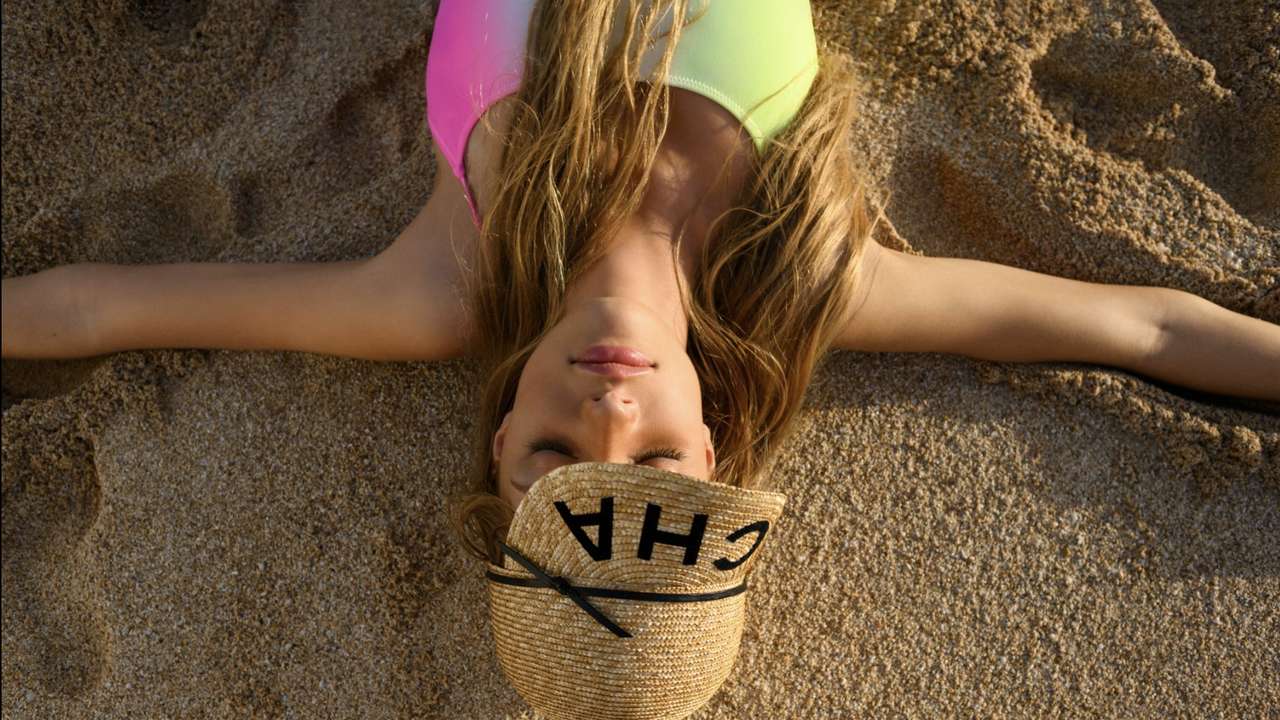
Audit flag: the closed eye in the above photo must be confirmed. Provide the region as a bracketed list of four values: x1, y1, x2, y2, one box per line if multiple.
[528, 438, 575, 458]
[527, 439, 687, 465]
[635, 447, 687, 463]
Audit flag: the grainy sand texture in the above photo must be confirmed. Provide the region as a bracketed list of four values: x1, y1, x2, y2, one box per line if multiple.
[3, 0, 1278, 718]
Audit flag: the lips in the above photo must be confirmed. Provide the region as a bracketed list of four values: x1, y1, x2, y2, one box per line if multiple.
[574, 345, 653, 366]
[572, 345, 654, 378]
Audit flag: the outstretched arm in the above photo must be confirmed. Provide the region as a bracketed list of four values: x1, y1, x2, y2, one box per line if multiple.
[2, 152, 479, 362]
[837, 241, 1280, 401]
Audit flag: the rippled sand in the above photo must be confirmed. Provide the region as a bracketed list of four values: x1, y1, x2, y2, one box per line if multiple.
[3, 0, 1277, 717]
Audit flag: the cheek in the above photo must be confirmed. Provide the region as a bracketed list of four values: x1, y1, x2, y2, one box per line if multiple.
[497, 473, 525, 510]
[510, 363, 574, 423]
[669, 370, 705, 418]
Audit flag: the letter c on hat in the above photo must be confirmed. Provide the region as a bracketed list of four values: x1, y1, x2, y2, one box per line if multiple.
[713, 520, 771, 571]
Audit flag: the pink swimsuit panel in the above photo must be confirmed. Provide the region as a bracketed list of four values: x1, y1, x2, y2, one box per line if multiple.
[425, 0, 535, 229]
[425, 0, 817, 230]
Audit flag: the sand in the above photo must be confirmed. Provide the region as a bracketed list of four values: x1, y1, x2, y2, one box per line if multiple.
[2, 0, 1277, 718]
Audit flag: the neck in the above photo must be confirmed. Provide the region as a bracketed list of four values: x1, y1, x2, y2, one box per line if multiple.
[561, 89, 755, 344]
[562, 213, 692, 342]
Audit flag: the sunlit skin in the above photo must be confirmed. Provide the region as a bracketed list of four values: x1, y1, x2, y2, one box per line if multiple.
[2, 89, 1277, 483]
[493, 297, 716, 508]
[490, 202, 726, 509]
[488, 93, 752, 508]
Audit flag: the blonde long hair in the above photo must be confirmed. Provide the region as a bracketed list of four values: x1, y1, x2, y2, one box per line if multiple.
[453, 0, 873, 564]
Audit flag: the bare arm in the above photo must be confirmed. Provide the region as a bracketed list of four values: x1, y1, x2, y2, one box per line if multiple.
[838, 241, 1280, 401]
[3, 151, 479, 362]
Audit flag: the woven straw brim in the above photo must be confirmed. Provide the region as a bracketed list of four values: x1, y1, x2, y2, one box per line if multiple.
[489, 576, 744, 720]
[488, 463, 786, 720]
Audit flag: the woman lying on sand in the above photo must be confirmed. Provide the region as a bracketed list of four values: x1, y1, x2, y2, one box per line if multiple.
[4, 0, 1278, 532]
[2, 1, 1278, 715]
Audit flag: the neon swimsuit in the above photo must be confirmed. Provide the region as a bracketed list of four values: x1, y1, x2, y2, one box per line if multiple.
[425, 0, 818, 228]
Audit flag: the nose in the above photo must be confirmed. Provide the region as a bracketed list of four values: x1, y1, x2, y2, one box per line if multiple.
[577, 389, 641, 463]
[582, 389, 639, 430]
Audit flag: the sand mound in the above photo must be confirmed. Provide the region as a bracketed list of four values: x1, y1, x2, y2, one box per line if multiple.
[4, 0, 1277, 717]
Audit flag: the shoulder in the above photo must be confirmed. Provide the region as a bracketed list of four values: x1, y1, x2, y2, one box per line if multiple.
[351, 142, 483, 360]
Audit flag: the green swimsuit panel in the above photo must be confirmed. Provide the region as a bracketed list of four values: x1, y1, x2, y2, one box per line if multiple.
[639, 0, 819, 150]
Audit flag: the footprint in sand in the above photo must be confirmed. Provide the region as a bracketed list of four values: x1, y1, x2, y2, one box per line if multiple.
[90, 171, 244, 262]
[215, 37, 431, 244]
[127, 0, 210, 46]
[304, 41, 432, 198]
[1030, 5, 1279, 229]
[1, 410, 109, 698]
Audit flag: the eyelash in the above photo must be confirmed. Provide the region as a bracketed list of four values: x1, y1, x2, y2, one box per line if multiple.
[638, 447, 687, 462]
[528, 438, 573, 456]
[527, 439, 687, 463]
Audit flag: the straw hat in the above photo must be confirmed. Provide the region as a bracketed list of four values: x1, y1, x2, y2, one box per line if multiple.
[487, 462, 786, 720]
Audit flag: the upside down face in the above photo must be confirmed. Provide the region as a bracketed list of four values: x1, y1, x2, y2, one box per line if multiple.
[494, 297, 716, 508]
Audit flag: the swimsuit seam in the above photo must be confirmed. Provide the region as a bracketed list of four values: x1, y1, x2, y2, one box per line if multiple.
[665, 74, 761, 141]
